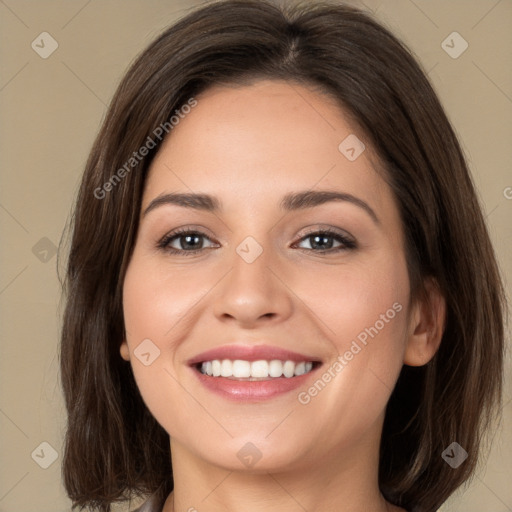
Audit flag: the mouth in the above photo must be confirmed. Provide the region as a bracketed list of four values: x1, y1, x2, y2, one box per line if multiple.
[188, 345, 323, 401]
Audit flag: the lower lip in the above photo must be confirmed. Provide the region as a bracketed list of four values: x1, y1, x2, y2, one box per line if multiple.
[192, 366, 321, 401]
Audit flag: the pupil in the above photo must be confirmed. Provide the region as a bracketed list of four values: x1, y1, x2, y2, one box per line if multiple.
[183, 234, 201, 249]
[312, 234, 332, 250]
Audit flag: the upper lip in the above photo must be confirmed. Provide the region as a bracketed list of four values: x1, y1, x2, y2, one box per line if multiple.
[187, 344, 323, 366]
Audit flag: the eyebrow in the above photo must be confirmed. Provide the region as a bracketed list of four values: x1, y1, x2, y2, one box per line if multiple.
[143, 190, 379, 224]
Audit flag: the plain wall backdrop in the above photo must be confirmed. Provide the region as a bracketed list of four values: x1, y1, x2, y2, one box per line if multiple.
[0, 0, 510, 511]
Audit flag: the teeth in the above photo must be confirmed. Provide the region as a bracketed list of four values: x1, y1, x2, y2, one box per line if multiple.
[232, 359, 251, 378]
[283, 360, 295, 378]
[199, 359, 316, 379]
[212, 360, 221, 377]
[269, 360, 283, 377]
[251, 360, 269, 378]
[294, 361, 306, 376]
[220, 359, 232, 377]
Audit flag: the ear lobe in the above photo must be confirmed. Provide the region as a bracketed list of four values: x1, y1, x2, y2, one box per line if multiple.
[120, 340, 131, 361]
[404, 277, 446, 367]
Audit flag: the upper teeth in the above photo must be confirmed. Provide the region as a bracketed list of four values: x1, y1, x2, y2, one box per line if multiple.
[200, 359, 314, 379]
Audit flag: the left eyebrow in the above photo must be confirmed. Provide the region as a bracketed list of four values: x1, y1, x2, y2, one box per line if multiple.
[142, 189, 379, 225]
[280, 190, 379, 224]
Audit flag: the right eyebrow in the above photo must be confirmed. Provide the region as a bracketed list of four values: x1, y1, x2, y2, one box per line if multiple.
[143, 192, 221, 217]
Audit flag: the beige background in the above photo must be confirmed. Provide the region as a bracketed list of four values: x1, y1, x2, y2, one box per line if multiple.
[0, 0, 510, 511]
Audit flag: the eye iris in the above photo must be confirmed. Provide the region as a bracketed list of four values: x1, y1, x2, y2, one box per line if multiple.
[181, 234, 202, 250]
[310, 234, 333, 250]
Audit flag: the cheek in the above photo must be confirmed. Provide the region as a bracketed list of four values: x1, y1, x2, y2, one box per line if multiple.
[297, 249, 410, 353]
[296, 252, 410, 434]
[123, 251, 211, 344]
[121, 252, 220, 432]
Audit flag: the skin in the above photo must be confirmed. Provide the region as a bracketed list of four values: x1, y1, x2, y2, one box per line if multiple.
[120, 79, 446, 512]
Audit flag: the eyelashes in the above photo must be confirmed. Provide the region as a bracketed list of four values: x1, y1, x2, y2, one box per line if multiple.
[156, 226, 357, 256]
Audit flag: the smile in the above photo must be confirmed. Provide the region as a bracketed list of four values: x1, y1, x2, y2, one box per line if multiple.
[199, 359, 316, 379]
[188, 344, 323, 400]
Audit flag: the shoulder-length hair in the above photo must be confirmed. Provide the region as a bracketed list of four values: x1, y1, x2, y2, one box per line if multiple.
[59, 1, 506, 511]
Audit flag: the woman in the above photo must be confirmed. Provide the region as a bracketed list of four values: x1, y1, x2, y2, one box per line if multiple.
[59, 1, 506, 511]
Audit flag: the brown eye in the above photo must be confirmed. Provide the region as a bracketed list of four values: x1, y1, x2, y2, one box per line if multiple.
[294, 229, 356, 253]
[157, 229, 217, 254]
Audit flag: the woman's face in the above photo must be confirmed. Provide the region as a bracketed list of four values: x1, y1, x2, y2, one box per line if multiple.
[121, 79, 414, 474]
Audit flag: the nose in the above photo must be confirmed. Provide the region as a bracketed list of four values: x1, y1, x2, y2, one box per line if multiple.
[213, 239, 294, 328]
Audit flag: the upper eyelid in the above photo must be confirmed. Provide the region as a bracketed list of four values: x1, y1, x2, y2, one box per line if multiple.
[163, 225, 353, 238]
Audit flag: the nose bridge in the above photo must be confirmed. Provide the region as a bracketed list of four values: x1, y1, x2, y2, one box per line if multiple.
[213, 232, 292, 324]
[230, 232, 277, 296]
[233, 234, 273, 287]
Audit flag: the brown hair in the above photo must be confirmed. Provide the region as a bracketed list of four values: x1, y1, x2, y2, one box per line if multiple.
[59, 1, 507, 511]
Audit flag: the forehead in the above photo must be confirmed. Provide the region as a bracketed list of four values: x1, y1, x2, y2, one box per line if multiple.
[143, 79, 391, 218]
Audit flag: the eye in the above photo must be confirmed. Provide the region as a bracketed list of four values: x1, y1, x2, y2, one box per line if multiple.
[157, 228, 217, 254]
[293, 228, 356, 253]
